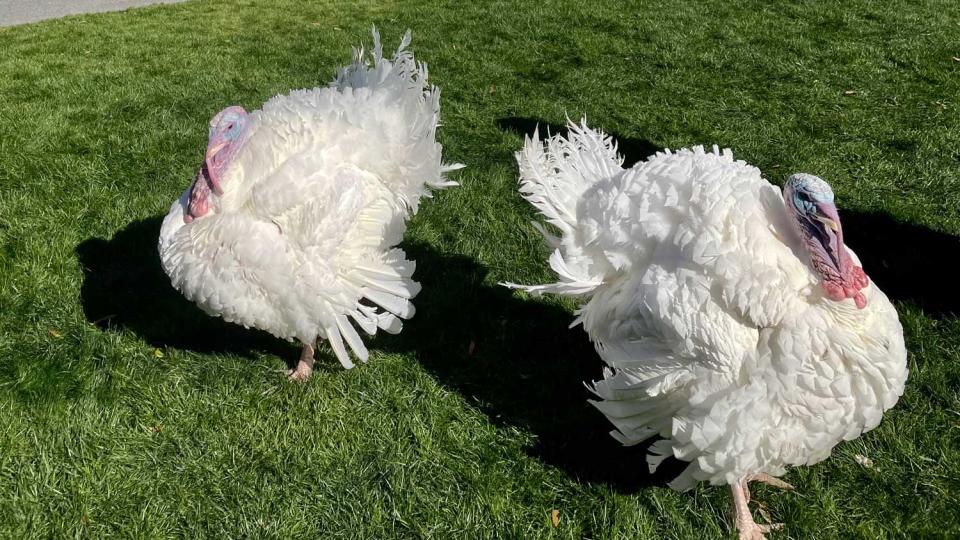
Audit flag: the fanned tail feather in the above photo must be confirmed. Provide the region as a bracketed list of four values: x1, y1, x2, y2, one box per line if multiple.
[518, 120, 623, 235]
[334, 26, 422, 96]
[332, 25, 463, 211]
[502, 119, 624, 297]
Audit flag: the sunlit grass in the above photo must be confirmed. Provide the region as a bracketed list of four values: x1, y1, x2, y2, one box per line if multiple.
[1, 0, 958, 537]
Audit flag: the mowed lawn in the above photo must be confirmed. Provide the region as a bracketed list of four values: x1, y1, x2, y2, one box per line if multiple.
[1, 0, 959, 537]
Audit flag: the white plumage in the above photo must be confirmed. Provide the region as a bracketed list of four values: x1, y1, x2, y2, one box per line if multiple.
[158, 28, 461, 372]
[508, 120, 907, 537]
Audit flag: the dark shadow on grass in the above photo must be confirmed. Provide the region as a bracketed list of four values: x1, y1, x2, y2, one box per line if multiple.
[841, 209, 960, 317]
[74, 216, 672, 490]
[496, 116, 664, 167]
[75, 216, 297, 361]
[377, 241, 685, 491]
[72, 208, 960, 491]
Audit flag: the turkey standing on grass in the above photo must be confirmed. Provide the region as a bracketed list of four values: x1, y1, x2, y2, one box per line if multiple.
[158, 28, 462, 381]
[506, 120, 907, 539]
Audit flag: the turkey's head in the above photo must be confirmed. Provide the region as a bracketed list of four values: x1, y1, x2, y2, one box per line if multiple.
[184, 106, 249, 223]
[784, 173, 869, 309]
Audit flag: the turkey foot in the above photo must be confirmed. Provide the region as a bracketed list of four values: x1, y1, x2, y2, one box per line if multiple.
[287, 342, 316, 382]
[731, 475, 792, 539]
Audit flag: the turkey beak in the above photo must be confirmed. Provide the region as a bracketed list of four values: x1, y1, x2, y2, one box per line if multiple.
[812, 201, 844, 272]
[203, 139, 228, 195]
[813, 202, 841, 233]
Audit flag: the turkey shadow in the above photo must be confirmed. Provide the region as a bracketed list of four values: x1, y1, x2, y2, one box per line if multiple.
[75, 217, 676, 489]
[72, 211, 956, 492]
[378, 241, 686, 491]
[841, 209, 960, 317]
[496, 116, 664, 167]
[75, 216, 296, 360]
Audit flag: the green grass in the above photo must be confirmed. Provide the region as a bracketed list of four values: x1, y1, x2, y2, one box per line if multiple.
[1, 0, 959, 537]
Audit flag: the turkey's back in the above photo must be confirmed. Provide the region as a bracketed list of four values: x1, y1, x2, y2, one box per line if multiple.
[576, 146, 813, 354]
[224, 78, 448, 217]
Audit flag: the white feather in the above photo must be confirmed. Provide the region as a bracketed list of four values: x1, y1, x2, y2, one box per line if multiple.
[158, 27, 459, 367]
[509, 119, 908, 489]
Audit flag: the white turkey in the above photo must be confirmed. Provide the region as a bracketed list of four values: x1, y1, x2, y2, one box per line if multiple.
[506, 120, 907, 539]
[158, 28, 462, 380]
